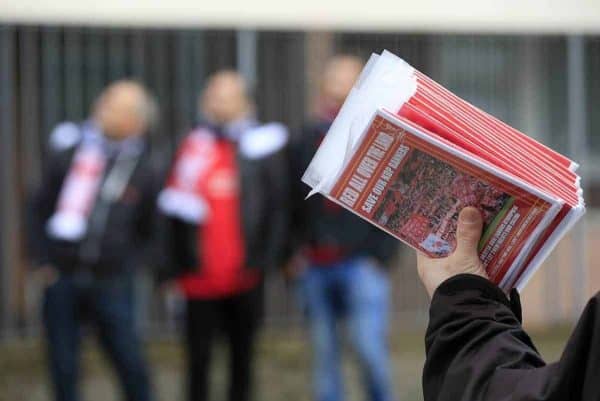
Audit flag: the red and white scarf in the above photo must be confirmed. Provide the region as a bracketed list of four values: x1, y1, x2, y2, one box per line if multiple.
[47, 127, 107, 241]
[157, 128, 215, 224]
[46, 124, 142, 241]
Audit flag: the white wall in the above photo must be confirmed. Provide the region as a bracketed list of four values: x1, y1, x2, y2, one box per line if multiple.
[2, 0, 600, 33]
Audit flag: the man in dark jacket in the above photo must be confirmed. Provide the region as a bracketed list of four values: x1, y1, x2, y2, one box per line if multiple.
[418, 206, 600, 401]
[157, 70, 289, 401]
[28, 81, 158, 401]
[288, 55, 397, 401]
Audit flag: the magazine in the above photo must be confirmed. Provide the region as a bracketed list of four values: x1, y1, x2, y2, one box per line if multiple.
[302, 51, 585, 291]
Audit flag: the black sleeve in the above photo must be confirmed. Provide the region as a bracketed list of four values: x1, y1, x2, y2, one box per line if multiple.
[156, 216, 199, 283]
[262, 146, 291, 270]
[133, 158, 165, 270]
[423, 274, 600, 401]
[26, 150, 70, 267]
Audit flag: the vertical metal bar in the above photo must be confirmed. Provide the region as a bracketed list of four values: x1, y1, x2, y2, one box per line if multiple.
[190, 30, 206, 124]
[131, 29, 146, 82]
[0, 26, 17, 337]
[518, 37, 546, 141]
[287, 32, 306, 131]
[175, 31, 193, 135]
[304, 32, 334, 118]
[567, 35, 588, 319]
[85, 28, 105, 110]
[151, 30, 170, 143]
[236, 30, 257, 92]
[41, 27, 63, 140]
[20, 27, 41, 187]
[108, 29, 127, 80]
[64, 28, 84, 121]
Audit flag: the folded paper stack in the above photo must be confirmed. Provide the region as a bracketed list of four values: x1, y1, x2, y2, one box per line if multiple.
[303, 50, 585, 291]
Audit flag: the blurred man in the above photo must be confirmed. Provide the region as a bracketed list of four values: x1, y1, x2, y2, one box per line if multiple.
[157, 70, 289, 401]
[28, 81, 158, 401]
[417, 207, 600, 401]
[288, 55, 398, 401]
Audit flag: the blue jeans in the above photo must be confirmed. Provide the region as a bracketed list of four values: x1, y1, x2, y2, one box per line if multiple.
[42, 272, 151, 401]
[297, 257, 393, 401]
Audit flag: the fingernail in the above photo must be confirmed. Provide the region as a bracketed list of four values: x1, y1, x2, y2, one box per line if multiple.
[460, 208, 481, 224]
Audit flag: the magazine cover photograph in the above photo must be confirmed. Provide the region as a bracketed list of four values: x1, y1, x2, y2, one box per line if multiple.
[372, 148, 513, 258]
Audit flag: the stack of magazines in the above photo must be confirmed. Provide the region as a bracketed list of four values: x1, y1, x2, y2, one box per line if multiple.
[303, 50, 585, 291]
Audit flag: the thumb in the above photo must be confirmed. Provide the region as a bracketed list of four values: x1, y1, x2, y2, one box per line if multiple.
[455, 207, 483, 257]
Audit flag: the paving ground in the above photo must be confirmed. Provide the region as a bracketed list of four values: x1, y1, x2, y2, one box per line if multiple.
[0, 325, 572, 401]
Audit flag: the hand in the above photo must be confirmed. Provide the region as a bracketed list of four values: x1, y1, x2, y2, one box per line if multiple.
[417, 207, 488, 298]
[33, 264, 59, 287]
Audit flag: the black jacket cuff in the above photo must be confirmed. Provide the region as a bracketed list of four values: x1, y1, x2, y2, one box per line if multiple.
[433, 274, 510, 307]
[431, 274, 523, 323]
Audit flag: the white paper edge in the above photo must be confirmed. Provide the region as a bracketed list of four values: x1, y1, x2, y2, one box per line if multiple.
[497, 200, 563, 291]
[513, 204, 586, 292]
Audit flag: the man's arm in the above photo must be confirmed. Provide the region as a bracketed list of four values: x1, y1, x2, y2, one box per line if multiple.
[156, 216, 199, 283]
[418, 207, 600, 401]
[425, 275, 600, 401]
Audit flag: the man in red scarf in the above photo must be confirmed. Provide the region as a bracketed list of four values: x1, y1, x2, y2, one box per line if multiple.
[158, 71, 289, 401]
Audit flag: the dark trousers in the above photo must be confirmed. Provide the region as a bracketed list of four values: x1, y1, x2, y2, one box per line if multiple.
[42, 273, 150, 401]
[185, 287, 262, 401]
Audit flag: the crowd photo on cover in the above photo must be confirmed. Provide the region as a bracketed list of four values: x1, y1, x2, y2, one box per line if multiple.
[373, 148, 512, 256]
[25, 52, 600, 401]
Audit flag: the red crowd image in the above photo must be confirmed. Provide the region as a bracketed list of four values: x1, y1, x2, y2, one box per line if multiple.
[373, 148, 512, 256]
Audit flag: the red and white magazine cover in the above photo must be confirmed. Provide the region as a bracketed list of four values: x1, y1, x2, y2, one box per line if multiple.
[306, 109, 562, 290]
[302, 50, 585, 292]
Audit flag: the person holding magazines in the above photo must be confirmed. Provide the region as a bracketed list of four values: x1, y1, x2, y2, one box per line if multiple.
[417, 206, 600, 401]
[157, 70, 289, 401]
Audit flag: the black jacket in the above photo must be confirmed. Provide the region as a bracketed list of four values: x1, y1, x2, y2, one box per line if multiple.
[161, 124, 290, 280]
[289, 119, 397, 266]
[28, 128, 161, 276]
[424, 274, 600, 401]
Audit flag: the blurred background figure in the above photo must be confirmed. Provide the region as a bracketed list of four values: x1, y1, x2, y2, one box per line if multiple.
[157, 70, 289, 401]
[287, 55, 398, 401]
[27, 81, 159, 401]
